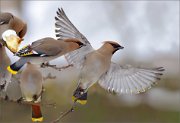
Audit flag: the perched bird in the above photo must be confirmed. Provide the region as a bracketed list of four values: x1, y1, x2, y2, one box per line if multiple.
[20, 62, 43, 122]
[54, 8, 165, 105]
[0, 12, 27, 92]
[0, 12, 27, 53]
[0, 44, 11, 91]
[7, 37, 85, 74]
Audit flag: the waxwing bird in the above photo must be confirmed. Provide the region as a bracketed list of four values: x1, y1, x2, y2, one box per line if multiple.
[0, 44, 11, 92]
[0, 13, 27, 92]
[54, 8, 165, 105]
[0, 12, 27, 53]
[7, 37, 85, 74]
[20, 62, 43, 122]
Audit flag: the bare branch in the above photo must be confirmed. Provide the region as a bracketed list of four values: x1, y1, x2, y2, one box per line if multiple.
[41, 62, 73, 71]
[0, 87, 56, 108]
[0, 96, 40, 106]
[0, 95, 56, 108]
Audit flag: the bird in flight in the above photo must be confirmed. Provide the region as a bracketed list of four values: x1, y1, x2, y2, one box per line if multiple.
[54, 8, 164, 105]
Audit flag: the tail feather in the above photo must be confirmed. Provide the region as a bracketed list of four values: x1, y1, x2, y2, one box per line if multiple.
[72, 95, 87, 105]
[31, 105, 43, 122]
[7, 58, 27, 74]
[72, 87, 88, 105]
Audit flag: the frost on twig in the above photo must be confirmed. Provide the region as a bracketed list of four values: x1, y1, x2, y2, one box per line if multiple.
[40, 62, 73, 71]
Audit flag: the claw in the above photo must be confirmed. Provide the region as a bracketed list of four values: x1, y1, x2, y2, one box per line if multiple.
[17, 97, 23, 103]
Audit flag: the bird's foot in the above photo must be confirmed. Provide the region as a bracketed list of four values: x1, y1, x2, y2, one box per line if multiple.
[17, 97, 23, 103]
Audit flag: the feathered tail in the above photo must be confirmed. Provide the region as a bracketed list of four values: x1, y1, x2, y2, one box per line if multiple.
[31, 105, 43, 122]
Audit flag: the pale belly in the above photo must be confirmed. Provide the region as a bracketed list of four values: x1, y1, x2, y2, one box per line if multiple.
[20, 70, 43, 102]
[20, 81, 42, 102]
[80, 54, 110, 86]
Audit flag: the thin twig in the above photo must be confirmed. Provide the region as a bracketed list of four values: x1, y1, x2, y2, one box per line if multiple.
[0, 95, 56, 108]
[41, 62, 73, 71]
[51, 101, 77, 123]
[0, 96, 40, 106]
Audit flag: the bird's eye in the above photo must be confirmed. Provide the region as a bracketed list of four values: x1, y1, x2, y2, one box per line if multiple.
[110, 43, 120, 49]
[76, 42, 84, 47]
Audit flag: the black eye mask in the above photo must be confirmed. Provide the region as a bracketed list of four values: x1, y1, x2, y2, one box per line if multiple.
[110, 43, 120, 49]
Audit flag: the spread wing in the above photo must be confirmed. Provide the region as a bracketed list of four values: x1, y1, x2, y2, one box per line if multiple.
[55, 8, 94, 68]
[98, 63, 165, 94]
[15, 38, 62, 57]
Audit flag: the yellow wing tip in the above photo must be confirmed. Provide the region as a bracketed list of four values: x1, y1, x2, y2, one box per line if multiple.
[72, 96, 87, 105]
[7, 66, 17, 74]
[32, 117, 43, 122]
[21, 52, 33, 56]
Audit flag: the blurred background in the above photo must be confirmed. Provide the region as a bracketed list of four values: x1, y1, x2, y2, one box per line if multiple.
[0, 1, 179, 123]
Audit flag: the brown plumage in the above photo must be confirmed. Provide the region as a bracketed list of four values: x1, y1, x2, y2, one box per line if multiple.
[0, 12, 27, 39]
[0, 12, 27, 53]
[7, 37, 85, 74]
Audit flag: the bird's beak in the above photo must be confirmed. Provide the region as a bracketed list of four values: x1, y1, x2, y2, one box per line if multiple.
[81, 44, 86, 47]
[119, 46, 124, 49]
[4, 35, 22, 53]
[18, 38, 24, 43]
[115, 45, 124, 50]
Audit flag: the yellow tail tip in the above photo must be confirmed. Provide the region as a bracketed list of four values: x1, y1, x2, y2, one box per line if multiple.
[72, 96, 87, 105]
[7, 66, 17, 74]
[32, 117, 43, 122]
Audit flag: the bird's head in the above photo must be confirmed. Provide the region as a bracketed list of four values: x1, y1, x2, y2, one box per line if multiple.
[103, 41, 124, 54]
[2, 29, 23, 53]
[64, 38, 86, 50]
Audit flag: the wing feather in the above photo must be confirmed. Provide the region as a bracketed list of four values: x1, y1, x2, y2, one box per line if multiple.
[55, 8, 94, 68]
[98, 63, 164, 94]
